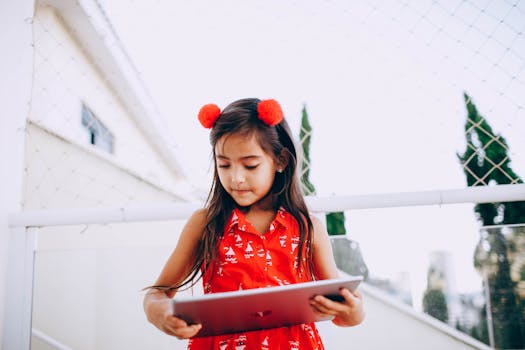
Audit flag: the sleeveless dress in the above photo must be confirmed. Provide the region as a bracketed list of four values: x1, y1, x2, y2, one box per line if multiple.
[187, 208, 325, 350]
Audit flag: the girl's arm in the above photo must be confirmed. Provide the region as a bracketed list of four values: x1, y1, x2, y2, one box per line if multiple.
[311, 215, 339, 280]
[143, 209, 207, 338]
[310, 215, 365, 327]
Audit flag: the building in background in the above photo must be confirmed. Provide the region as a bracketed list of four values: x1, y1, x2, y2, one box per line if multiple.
[26, 0, 197, 211]
[17, 1, 199, 348]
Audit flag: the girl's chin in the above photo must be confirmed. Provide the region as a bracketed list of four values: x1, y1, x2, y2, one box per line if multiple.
[233, 198, 255, 207]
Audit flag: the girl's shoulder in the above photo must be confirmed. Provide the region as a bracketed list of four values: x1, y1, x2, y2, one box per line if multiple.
[309, 214, 329, 238]
[181, 208, 208, 238]
[187, 207, 210, 226]
[189, 207, 208, 222]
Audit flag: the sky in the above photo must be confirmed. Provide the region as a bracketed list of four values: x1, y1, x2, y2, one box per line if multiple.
[99, 0, 525, 306]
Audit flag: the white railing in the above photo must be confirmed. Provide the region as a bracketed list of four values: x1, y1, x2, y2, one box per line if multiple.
[5, 183, 525, 350]
[31, 328, 72, 350]
[9, 184, 525, 228]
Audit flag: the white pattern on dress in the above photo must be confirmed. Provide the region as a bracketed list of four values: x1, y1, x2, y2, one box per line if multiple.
[289, 340, 300, 350]
[235, 234, 243, 248]
[279, 234, 287, 248]
[244, 242, 254, 259]
[265, 251, 272, 266]
[261, 336, 269, 350]
[234, 335, 247, 350]
[219, 340, 228, 350]
[225, 246, 238, 264]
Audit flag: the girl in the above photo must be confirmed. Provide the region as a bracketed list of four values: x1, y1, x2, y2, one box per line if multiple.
[143, 98, 364, 349]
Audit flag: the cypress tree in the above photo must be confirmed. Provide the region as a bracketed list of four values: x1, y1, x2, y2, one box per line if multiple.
[457, 92, 525, 348]
[299, 104, 316, 196]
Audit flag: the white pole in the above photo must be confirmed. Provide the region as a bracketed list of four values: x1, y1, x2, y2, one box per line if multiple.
[3, 227, 37, 350]
[8, 184, 525, 228]
[306, 183, 525, 212]
[32, 328, 73, 350]
[483, 272, 496, 349]
[0, 0, 35, 347]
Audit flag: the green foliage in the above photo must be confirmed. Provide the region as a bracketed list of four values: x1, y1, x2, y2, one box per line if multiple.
[457, 92, 524, 226]
[422, 288, 449, 323]
[299, 104, 316, 196]
[326, 211, 346, 235]
[458, 92, 525, 348]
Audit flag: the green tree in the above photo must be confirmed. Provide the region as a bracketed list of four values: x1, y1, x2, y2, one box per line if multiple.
[457, 92, 525, 348]
[423, 288, 449, 323]
[326, 212, 346, 235]
[299, 104, 316, 196]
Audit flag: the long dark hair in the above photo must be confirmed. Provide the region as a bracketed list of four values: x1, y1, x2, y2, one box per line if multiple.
[172, 98, 313, 291]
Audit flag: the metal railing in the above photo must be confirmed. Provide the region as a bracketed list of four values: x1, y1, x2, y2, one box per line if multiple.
[5, 183, 525, 349]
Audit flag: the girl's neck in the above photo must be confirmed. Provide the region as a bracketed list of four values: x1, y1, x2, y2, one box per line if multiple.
[241, 205, 278, 235]
[238, 193, 276, 214]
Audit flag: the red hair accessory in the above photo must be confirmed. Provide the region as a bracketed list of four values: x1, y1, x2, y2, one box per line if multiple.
[198, 104, 221, 128]
[257, 99, 283, 126]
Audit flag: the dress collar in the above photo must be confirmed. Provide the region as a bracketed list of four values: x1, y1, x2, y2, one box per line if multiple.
[225, 207, 290, 235]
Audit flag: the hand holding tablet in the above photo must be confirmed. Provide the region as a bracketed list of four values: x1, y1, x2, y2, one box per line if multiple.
[172, 276, 363, 338]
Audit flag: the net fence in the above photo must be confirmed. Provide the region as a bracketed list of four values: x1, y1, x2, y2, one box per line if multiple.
[23, 0, 525, 349]
[27, 0, 525, 210]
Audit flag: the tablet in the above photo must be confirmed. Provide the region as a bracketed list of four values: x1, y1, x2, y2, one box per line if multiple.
[172, 275, 362, 338]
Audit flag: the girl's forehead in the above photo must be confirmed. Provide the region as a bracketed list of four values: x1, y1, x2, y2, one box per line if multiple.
[215, 133, 266, 155]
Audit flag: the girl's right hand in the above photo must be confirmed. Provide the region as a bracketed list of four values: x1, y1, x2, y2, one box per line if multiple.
[145, 294, 202, 339]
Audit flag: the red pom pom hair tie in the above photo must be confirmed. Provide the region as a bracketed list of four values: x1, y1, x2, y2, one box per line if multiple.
[198, 104, 221, 128]
[198, 99, 283, 129]
[257, 99, 283, 126]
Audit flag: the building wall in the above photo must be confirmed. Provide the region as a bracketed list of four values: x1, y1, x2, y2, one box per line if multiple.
[317, 283, 491, 350]
[31, 5, 182, 193]
[31, 222, 194, 350]
[23, 123, 183, 209]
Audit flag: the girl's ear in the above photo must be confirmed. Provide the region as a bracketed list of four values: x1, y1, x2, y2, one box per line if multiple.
[277, 148, 290, 171]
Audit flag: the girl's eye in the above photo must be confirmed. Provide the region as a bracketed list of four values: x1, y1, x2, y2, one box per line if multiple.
[218, 164, 230, 169]
[245, 165, 259, 170]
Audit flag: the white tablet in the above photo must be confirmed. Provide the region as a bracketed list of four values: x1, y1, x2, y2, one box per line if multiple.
[172, 276, 362, 338]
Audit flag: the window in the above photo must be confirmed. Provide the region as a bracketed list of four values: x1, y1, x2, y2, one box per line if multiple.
[81, 104, 114, 154]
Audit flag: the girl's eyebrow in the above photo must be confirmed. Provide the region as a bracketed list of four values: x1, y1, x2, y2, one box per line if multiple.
[216, 154, 262, 161]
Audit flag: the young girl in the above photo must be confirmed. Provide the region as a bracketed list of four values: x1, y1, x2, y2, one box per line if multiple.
[143, 98, 364, 349]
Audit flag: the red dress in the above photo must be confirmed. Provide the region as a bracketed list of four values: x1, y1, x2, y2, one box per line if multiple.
[188, 208, 325, 350]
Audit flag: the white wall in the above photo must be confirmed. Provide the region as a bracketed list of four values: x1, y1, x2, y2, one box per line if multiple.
[0, 0, 35, 347]
[31, 220, 197, 350]
[317, 283, 490, 350]
[23, 123, 183, 209]
[25, 125, 197, 350]
[31, 5, 182, 194]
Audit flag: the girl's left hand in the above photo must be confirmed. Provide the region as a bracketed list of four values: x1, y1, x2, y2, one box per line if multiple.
[310, 288, 365, 327]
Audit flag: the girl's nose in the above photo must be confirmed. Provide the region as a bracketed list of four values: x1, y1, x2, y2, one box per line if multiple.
[231, 169, 246, 185]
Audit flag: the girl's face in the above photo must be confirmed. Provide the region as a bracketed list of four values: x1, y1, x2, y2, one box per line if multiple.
[215, 133, 280, 208]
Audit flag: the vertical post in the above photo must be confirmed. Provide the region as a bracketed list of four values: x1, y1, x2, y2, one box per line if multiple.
[483, 271, 496, 349]
[3, 227, 37, 350]
[0, 0, 35, 346]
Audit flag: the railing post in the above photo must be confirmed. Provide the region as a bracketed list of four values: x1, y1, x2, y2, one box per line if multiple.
[3, 227, 37, 350]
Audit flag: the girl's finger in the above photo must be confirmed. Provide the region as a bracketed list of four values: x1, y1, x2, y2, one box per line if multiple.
[340, 288, 355, 303]
[310, 297, 338, 315]
[171, 324, 202, 339]
[312, 295, 345, 310]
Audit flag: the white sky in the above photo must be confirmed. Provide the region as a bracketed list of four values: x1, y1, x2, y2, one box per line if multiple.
[99, 0, 525, 305]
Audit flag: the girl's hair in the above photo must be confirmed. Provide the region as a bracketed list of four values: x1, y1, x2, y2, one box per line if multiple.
[166, 98, 313, 291]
